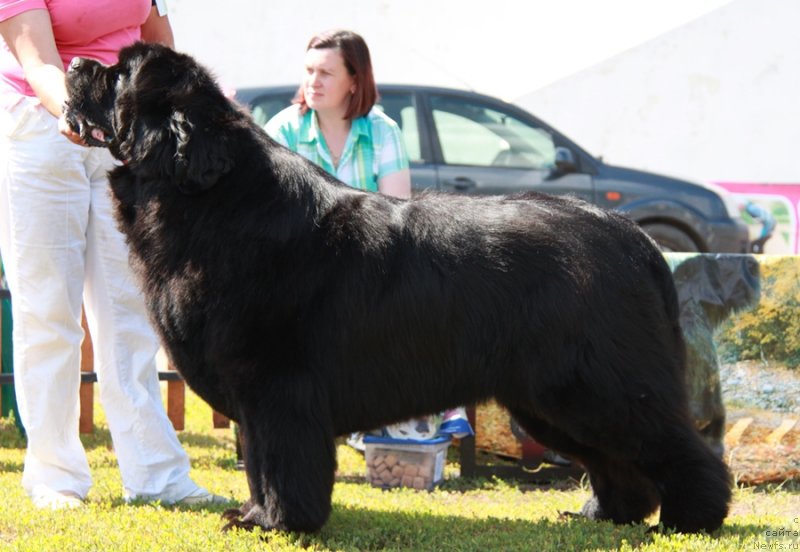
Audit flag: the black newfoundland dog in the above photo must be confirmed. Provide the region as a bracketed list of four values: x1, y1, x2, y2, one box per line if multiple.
[64, 43, 730, 534]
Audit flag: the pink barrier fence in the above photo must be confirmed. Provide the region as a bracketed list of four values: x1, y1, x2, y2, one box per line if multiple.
[717, 182, 800, 255]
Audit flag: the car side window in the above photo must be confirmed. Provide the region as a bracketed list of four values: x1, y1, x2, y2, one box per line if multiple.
[376, 92, 421, 163]
[250, 94, 294, 127]
[430, 95, 556, 170]
[247, 91, 422, 164]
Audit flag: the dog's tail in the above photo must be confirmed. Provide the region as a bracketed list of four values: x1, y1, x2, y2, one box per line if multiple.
[645, 247, 733, 533]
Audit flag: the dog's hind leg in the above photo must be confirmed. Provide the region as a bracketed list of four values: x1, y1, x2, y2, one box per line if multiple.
[224, 394, 336, 533]
[572, 456, 661, 525]
[636, 423, 731, 533]
[506, 407, 660, 525]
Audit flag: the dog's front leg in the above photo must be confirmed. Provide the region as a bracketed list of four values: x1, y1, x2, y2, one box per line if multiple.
[224, 390, 336, 533]
[221, 426, 254, 524]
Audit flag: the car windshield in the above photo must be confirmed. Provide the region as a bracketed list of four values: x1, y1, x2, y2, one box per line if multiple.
[249, 93, 293, 127]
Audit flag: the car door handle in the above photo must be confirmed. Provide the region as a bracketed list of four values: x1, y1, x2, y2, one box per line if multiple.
[444, 177, 477, 191]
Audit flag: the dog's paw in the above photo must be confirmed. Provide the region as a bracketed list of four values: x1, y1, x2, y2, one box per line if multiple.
[222, 518, 260, 532]
[221, 497, 255, 521]
[647, 523, 671, 535]
[221, 507, 244, 522]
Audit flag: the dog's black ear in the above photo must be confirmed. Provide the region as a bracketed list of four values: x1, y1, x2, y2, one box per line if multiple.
[169, 110, 233, 195]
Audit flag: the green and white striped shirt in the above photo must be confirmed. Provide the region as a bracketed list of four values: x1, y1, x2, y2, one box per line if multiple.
[265, 104, 409, 192]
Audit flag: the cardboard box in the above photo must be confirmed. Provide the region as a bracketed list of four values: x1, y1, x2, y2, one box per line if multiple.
[364, 435, 450, 490]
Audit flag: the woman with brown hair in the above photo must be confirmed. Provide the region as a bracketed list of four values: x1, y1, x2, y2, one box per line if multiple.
[266, 29, 411, 198]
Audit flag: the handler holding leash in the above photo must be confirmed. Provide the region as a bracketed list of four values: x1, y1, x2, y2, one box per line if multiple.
[0, 0, 225, 509]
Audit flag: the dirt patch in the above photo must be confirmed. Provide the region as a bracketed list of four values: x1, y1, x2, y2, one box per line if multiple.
[721, 361, 800, 484]
[725, 408, 799, 485]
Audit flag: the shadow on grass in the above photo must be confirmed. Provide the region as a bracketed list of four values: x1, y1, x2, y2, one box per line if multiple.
[79, 427, 113, 450]
[108, 495, 237, 514]
[317, 510, 642, 551]
[0, 459, 22, 471]
[177, 430, 234, 450]
[74, 427, 233, 455]
[0, 422, 25, 448]
[334, 474, 585, 496]
[214, 505, 774, 551]
[2, 425, 240, 472]
[743, 480, 800, 493]
[101, 498, 656, 550]
[442, 474, 585, 494]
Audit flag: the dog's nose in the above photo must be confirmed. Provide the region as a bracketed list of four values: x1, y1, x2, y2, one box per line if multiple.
[68, 57, 83, 72]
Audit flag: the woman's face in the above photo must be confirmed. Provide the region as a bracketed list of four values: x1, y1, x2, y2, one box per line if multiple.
[303, 47, 356, 114]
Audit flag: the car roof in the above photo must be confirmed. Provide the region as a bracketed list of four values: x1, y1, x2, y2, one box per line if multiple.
[233, 83, 515, 108]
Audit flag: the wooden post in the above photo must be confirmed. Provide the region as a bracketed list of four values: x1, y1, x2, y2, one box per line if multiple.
[212, 410, 230, 429]
[0, 287, 19, 428]
[766, 419, 798, 445]
[166, 362, 185, 431]
[79, 309, 94, 434]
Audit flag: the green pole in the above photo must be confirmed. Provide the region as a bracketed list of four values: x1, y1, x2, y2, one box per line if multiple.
[0, 263, 23, 433]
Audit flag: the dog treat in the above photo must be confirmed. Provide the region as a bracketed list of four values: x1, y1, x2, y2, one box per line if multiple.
[418, 464, 433, 480]
[364, 440, 449, 490]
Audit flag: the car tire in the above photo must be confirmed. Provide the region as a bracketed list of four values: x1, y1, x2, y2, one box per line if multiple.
[641, 223, 700, 253]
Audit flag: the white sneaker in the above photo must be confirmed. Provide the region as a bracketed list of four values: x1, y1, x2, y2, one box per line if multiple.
[175, 487, 230, 506]
[125, 486, 229, 506]
[31, 487, 83, 510]
[346, 432, 366, 452]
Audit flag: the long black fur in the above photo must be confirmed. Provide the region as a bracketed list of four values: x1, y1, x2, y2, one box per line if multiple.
[64, 43, 731, 534]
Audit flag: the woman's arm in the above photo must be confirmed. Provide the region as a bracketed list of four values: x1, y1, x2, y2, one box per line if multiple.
[140, 6, 174, 47]
[0, 9, 67, 118]
[0, 9, 83, 142]
[378, 168, 412, 199]
[376, 120, 412, 198]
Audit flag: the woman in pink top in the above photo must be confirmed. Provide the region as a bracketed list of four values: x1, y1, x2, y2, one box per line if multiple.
[0, 1, 225, 509]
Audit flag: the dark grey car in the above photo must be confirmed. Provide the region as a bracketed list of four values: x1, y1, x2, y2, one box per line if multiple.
[235, 84, 749, 253]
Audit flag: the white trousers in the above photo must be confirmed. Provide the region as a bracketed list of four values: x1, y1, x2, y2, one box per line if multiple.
[0, 96, 199, 501]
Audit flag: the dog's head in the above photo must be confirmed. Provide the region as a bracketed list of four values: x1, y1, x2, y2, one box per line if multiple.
[673, 254, 761, 325]
[64, 42, 234, 194]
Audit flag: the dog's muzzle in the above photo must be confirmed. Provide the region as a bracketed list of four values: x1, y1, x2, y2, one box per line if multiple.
[64, 58, 115, 148]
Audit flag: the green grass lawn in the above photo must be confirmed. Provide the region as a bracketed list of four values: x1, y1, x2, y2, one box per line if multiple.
[0, 388, 797, 551]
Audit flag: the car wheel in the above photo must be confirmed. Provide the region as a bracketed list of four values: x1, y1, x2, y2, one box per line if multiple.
[641, 223, 700, 252]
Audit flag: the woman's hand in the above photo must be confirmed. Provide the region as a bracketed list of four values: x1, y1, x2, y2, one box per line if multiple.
[57, 113, 85, 145]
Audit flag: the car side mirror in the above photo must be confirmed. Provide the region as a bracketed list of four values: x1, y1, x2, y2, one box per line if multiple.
[554, 146, 577, 174]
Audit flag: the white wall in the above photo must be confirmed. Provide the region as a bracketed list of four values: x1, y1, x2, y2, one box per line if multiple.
[166, 0, 730, 98]
[516, 0, 800, 184]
